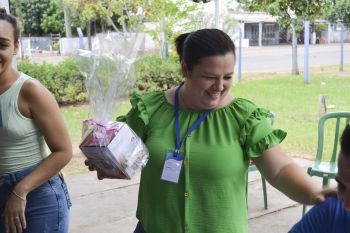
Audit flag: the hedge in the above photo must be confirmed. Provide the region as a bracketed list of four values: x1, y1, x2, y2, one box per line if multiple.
[17, 55, 183, 105]
[18, 58, 86, 105]
[134, 55, 183, 94]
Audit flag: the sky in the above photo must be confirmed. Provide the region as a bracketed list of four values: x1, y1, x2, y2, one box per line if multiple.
[0, 0, 10, 12]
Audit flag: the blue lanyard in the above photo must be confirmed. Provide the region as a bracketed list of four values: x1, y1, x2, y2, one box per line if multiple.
[174, 84, 212, 156]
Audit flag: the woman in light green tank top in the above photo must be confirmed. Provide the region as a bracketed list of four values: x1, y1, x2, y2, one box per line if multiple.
[0, 9, 72, 233]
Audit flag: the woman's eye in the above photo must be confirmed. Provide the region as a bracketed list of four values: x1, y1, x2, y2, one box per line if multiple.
[224, 76, 232, 80]
[206, 76, 216, 79]
[0, 42, 9, 49]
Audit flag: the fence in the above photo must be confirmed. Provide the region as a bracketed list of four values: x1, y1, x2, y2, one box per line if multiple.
[20, 33, 156, 56]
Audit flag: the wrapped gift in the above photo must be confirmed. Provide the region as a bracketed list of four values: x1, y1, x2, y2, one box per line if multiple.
[79, 120, 149, 179]
[75, 32, 147, 179]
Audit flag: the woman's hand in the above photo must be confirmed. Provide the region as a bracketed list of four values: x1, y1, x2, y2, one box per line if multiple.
[1, 190, 27, 233]
[84, 159, 105, 180]
[84, 159, 127, 180]
[310, 188, 338, 205]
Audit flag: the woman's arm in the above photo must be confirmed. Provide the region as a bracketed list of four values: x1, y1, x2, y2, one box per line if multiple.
[252, 145, 334, 205]
[14, 78, 72, 196]
[3, 79, 72, 233]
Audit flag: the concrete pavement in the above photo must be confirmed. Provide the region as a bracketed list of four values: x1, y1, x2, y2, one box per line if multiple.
[66, 158, 334, 233]
[29, 43, 350, 74]
[239, 43, 350, 73]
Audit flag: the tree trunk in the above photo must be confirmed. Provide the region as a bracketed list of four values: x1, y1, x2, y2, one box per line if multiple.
[94, 20, 97, 35]
[291, 24, 299, 75]
[63, 1, 72, 38]
[101, 19, 106, 33]
[87, 21, 92, 50]
[107, 17, 119, 32]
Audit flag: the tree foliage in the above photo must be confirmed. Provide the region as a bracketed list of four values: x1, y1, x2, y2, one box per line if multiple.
[10, 0, 51, 36]
[9, 0, 202, 42]
[64, 0, 144, 32]
[41, 0, 65, 34]
[10, 0, 84, 36]
[325, 0, 350, 24]
[65, 0, 200, 54]
[141, 0, 198, 43]
[237, 0, 332, 27]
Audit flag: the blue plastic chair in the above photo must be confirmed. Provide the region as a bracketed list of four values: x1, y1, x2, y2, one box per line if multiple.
[302, 112, 350, 215]
[248, 112, 275, 210]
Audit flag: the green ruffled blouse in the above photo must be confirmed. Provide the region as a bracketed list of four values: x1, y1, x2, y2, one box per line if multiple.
[117, 91, 287, 233]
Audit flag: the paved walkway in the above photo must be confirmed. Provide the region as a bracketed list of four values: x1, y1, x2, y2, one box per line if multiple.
[65, 158, 334, 233]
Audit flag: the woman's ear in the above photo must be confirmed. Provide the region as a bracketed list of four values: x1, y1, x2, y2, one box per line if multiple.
[180, 60, 190, 78]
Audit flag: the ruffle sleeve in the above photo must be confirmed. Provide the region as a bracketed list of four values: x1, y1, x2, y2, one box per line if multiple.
[116, 91, 164, 141]
[237, 103, 287, 158]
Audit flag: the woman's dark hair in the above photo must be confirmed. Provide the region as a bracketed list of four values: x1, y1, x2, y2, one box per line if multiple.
[341, 124, 350, 157]
[175, 29, 236, 70]
[0, 8, 20, 43]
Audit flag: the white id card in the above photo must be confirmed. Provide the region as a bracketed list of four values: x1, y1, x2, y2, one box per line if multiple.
[160, 151, 184, 184]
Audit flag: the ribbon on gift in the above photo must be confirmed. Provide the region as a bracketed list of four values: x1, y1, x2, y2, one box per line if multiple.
[82, 119, 122, 147]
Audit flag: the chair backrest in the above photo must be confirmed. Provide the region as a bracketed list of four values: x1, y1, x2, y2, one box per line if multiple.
[315, 112, 350, 163]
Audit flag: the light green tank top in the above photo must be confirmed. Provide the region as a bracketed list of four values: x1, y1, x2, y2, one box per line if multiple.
[0, 73, 47, 173]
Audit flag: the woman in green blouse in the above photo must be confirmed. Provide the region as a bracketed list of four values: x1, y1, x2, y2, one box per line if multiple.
[88, 29, 333, 233]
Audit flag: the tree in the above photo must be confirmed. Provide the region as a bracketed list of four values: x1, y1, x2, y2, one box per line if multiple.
[63, 0, 72, 37]
[10, 0, 51, 36]
[65, 0, 199, 55]
[65, 0, 144, 49]
[41, 0, 65, 35]
[237, 0, 332, 75]
[325, 0, 350, 24]
[141, 0, 198, 58]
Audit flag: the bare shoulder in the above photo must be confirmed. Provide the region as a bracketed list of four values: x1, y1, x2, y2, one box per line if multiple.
[21, 78, 52, 102]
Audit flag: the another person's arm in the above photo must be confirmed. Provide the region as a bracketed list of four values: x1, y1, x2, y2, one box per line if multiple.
[252, 145, 334, 205]
[2, 79, 72, 233]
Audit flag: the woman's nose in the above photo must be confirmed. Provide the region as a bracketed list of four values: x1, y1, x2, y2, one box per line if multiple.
[213, 79, 224, 91]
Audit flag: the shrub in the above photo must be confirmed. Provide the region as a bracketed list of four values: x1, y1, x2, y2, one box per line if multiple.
[134, 55, 183, 94]
[17, 55, 183, 105]
[18, 58, 87, 105]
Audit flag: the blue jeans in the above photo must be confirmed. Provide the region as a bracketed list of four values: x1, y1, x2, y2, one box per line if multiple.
[0, 164, 72, 233]
[134, 222, 146, 233]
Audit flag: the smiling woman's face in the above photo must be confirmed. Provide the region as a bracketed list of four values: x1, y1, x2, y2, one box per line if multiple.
[181, 52, 235, 110]
[0, 20, 18, 77]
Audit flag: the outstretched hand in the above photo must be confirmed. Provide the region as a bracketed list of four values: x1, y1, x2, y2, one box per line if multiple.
[311, 188, 337, 205]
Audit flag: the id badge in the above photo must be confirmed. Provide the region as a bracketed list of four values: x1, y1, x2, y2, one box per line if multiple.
[160, 151, 184, 184]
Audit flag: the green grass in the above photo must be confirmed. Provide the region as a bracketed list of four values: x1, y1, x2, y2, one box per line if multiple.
[61, 72, 350, 175]
[231, 73, 350, 159]
[60, 101, 132, 146]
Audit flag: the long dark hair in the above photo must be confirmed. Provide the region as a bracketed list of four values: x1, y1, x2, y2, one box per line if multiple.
[0, 8, 20, 43]
[175, 29, 236, 70]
